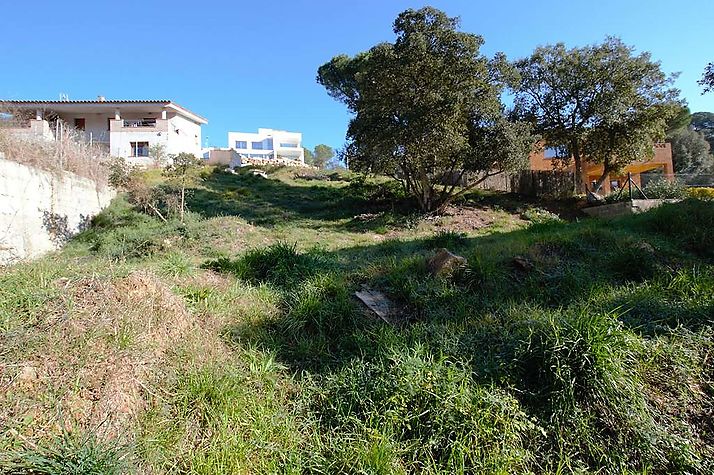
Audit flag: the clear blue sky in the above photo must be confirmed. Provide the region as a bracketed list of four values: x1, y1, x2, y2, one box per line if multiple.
[2, 0, 712, 151]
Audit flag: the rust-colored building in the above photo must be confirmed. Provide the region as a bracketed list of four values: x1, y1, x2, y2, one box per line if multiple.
[528, 143, 674, 194]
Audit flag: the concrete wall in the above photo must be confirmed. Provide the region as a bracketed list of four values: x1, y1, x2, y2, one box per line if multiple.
[203, 148, 240, 166]
[582, 199, 680, 218]
[0, 155, 115, 265]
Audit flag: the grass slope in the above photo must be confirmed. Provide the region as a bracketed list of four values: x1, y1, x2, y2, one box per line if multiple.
[1, 166, 712, 474]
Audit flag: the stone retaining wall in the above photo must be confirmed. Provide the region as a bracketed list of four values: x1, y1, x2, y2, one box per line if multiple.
[0, 155, 115, 265]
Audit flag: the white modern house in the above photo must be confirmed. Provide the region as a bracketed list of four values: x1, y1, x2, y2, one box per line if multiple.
[1, 98, 207, 164]
[227, 128, 304, 164]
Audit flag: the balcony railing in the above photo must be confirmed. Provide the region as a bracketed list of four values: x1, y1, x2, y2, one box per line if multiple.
[123, 119, 156, 128]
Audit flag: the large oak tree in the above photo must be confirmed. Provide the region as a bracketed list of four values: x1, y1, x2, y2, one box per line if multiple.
[317, 7, 534, 212]
[513, 37, 682, 192]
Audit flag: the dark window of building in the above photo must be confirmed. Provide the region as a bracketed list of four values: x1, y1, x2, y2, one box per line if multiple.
[252, 141, 264, 150]
[235, 140, 247, 149]
[74, 118, 85, 130]
[130, 141, 150, 157]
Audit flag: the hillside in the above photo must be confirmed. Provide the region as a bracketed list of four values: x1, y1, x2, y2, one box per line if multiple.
[1, 166, 713, 474]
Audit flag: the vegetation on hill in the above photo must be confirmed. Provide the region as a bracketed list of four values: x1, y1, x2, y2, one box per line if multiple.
[1, 165, 713, 474]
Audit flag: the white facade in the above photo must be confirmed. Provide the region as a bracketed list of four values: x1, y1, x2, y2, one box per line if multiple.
[3, 100, 207, 164]
[227, 128, 304, 163]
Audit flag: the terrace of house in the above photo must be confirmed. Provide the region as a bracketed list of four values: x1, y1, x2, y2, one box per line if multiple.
[5, 105, 183, 145]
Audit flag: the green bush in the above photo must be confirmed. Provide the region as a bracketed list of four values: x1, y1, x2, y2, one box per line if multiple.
[608, 240, 659, 282]
[687, 187, 714, 200]
[521, 207, 564, 225]
[346, 175, 407, 204]
[642, 177, 687, 199]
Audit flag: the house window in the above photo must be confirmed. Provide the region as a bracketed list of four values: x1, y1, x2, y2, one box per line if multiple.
[235, 140, 247, 149]
[279, 142, 298, 148]
[251, 141, 264, 149]
[74, 118, 85, 130]
[130, 141, 150, 157]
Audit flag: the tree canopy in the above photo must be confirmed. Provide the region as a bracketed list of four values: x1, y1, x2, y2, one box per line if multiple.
[512, 37, 682, 192]
[303, 144, 336, 169]
[317, 7, 533, 211]
[700, 63, 714, 94]
[312, 144, 335, 169]
[669, 128, 713, 174]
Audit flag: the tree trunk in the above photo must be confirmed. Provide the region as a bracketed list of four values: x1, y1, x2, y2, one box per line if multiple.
[572, 141, 586, 193]
[593, 153, 614, 193]
[180, 186, 185, 224]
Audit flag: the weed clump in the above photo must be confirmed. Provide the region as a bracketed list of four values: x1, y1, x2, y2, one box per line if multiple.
[313, 349, 539, 473]
[512, 308, 691, 471]
[3, 431, 126, 475]
[635, 199, 714, 257]
[204, 242, 324, 288]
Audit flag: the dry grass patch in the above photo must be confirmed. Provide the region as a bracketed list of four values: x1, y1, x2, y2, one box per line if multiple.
[0, 127, 109, 185]
[1, 271, 211, 450]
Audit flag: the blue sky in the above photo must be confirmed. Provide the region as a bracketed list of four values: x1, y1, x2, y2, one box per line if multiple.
[2, 0, 712, 151]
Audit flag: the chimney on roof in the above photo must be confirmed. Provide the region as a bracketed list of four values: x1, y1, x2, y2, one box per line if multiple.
[97, 95, 106, 102]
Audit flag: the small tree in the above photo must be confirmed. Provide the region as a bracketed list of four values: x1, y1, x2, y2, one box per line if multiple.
[163, 152, 202, 223]
[670, 128, 713, 174]
[149, 143, 168, 166]
[691, 112, 714, 151]
[303, 147, 315, 166]
[318, 7, 534, 212]
[513, 37, 682, 192]
[312, 144, 335, 169]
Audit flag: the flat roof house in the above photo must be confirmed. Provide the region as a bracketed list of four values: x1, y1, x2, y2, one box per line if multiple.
[228, 128, 304, 164]
[529, 143, 674, 194]
[1, 98, 207, 164]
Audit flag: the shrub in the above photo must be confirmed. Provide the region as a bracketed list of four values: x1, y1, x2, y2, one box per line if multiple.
[642, 177, 687, 199]
[687, 187, 714, 200]
[0, 126, 109, 184]
[105, 157, 131, 189]
[77, 197, 200, 260]
[521, 207, 564, 225]
[346, 175, 407, 204]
